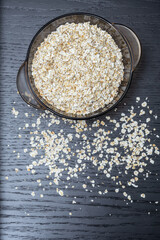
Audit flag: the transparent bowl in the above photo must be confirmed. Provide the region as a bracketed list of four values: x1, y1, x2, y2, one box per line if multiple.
[17, 13, 141, 120]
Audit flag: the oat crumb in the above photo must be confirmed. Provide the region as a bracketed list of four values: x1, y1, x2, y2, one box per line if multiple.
[31, 192, 35, 197]
[140, 193, 145, 198]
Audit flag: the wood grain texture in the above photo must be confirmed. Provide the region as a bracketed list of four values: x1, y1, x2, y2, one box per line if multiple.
[0, 0, 160, 239]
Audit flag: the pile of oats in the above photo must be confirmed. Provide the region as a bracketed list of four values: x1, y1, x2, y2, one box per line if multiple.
[32, 22, 124, 115]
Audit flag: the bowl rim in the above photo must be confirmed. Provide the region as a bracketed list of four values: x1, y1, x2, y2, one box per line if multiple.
[25, 12, 133, 120]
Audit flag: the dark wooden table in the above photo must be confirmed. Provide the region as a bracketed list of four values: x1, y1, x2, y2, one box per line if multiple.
[0, 0, 160, 239]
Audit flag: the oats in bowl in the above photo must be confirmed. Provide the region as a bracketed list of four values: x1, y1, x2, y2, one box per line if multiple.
[32, 22, 124, 115]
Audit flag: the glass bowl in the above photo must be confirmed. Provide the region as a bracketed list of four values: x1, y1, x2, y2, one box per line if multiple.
[17, 13, 141, 120]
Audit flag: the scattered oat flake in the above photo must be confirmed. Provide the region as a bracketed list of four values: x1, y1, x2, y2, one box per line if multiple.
[141, 102, 147, 107]
[31, 192, 35, 197]
[12, 107, 19, 117]
[123, 192, 127, 197]
[140, 193, 145, 198]
[139, 109, 145, 115]
[53, 179, 59, 185]
[136, 97, 140, 102]
[150, 159, 154, 164]
[31, 169, 36, 174]
[58, 190, 64, 196]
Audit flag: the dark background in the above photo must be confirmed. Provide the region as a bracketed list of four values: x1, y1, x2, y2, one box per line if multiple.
[0, 0, 160, 239]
